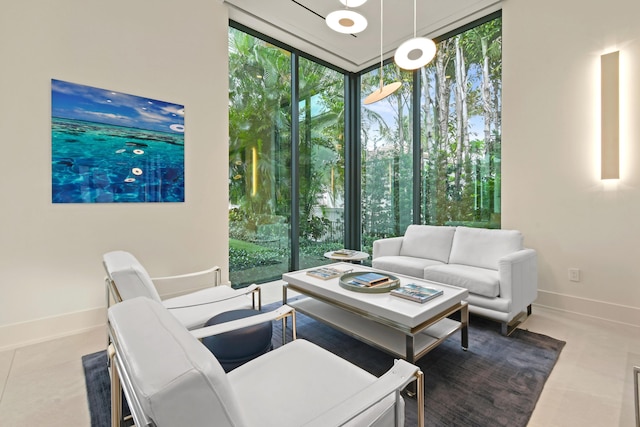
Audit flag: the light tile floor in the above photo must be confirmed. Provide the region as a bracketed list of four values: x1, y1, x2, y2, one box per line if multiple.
[0, 281, 637, 426]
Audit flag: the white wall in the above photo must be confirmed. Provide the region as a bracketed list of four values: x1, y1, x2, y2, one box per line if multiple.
[0, 0, 230, 349]
[502, 0, 640, 326]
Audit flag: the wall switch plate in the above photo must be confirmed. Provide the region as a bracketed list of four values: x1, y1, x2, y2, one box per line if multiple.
[569, 268, 580, 282]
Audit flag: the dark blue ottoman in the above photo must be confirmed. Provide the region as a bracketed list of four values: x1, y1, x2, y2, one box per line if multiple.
[202, 309, 273, 372]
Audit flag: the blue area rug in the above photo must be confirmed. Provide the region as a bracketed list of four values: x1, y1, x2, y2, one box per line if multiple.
[83, 303, 564, 427]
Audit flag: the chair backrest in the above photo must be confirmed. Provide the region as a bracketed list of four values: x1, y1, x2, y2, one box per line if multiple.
[103, 251, 162, 302]
[109, 297, 247, 427]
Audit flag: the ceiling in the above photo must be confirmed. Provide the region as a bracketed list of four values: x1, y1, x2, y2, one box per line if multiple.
[224, 0, 502, 72]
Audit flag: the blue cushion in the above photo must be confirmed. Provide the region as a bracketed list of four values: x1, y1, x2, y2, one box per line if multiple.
[202, 309, 273, 372]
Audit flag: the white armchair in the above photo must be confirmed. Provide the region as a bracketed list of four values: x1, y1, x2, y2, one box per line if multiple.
[103, 250, 260, 330]
[108, 297, 425, 427]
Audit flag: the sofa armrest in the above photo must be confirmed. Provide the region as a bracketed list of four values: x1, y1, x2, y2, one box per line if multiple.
[373, 237, 404, 259]
[301, 359, 424, 427]
[498, 249, 538, 314]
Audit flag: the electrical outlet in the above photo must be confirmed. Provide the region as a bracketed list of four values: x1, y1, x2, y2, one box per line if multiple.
[568, 268, 580, 282]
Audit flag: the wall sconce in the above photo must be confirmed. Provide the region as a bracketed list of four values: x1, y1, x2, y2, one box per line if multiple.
[601, 51, 619, 179]
[252, 147, 258, 196]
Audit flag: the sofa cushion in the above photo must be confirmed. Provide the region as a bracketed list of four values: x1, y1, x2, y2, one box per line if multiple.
[448, 227, 523, 270]
[373, 255, 444, 279]
[423, 264, 500, 298]
[399, 225, 456, 263]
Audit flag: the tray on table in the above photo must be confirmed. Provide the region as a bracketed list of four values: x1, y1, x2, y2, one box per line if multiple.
[338, 272, 400, 293]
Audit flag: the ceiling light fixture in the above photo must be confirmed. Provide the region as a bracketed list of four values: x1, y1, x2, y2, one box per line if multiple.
[326, 0, 368, 34]
[364, 0, 401, 105]
[393, 0, 436, 70]
[339, 0, 368, 6]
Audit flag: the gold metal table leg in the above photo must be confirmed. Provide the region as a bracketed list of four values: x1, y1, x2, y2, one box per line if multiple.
[108, 345, 122, 427]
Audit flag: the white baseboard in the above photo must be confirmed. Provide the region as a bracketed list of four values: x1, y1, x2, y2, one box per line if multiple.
[0, 283, 231, 351]
[535, 290, 640, 328]
[2, 289, 636, 352]
[0, 307, 106, 352]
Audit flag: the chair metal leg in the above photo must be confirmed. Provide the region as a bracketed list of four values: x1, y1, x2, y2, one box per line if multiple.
[251, 285, 262, 310]
[416, 370, 425, 427]
[108, 345, 122, 427]
[634, 366, 639, 427]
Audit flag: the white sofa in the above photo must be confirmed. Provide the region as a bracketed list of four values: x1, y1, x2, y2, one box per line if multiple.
[372, 225, 537, 335]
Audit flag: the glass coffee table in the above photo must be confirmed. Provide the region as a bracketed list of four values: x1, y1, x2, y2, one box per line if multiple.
[282, 263, 468, 364]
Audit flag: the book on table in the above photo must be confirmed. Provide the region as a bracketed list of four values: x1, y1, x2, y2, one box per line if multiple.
[390, 283, 444, 303]
[332, 249, 357, 257]
[349, 272, 394, 287]
[306, 266, 352, 280]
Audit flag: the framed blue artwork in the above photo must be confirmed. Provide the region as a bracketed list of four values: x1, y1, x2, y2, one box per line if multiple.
[51, 79, 185, 203]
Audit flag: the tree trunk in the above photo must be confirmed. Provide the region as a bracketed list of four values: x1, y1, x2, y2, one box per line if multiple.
[434, 41, 451, 224]
[454, 36, 469, 203]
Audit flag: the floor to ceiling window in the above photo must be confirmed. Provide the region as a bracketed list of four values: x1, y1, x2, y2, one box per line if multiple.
[228, 28, 293, 286]
[297, 57, 345, 270]
[420, 17, 502, 229]
[228, 26, 346, 286]
[360, 15, 502, 254]
[360, 63, 414, 254]
[229, 14, 501, 285]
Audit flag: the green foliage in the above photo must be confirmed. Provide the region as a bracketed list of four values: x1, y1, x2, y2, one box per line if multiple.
[228, 28, 345, 229]
[228, 239, 283, 272]
[300, 215, 331, 241]
[361, 17, 502, 235]
[228, 17, 502, 282]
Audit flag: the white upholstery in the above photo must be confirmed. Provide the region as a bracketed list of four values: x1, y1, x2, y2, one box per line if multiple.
[373, 236, 404, 258]
[372, 225, 537, 331]
[109, 296, 246, 427]
[103, 250, 253, 330]
[422, 264, 500, 298]
[373, 255, 444, 279]
[103, 250, 162, 302]
[399, 225, 456, 263]
[448, 226, 523, 270]
[161, 286, 254, 329]
[227, 338, 400, 427]
[108, 297, 421, 427]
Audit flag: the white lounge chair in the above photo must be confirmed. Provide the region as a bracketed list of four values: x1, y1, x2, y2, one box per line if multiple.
[103, 250, 260, 330]
[107, 297, 424, 427]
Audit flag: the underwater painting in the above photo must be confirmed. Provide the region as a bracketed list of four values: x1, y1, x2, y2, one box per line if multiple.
[51, 79, 185, 203]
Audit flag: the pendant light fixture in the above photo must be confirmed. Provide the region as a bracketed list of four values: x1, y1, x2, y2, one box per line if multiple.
[339, 0, 368, 6]
[326, 0, 368, 34]
[364, 0, 401, 105]
[393, 0, 436, 70]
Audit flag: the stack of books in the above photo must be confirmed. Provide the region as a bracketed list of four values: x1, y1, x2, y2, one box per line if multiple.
[347, 272, 397, 288]
[332, 249, 357, 257]
[306, 266, 352, 280]
[390, 283, 443, 303]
